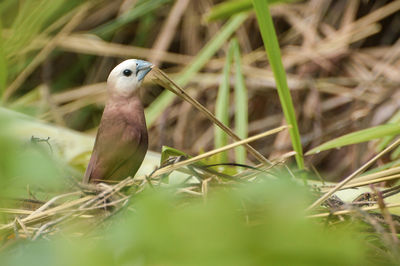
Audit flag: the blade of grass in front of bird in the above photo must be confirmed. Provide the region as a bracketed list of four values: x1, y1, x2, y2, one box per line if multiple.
[0, 20, 7, 98]
[214, 40, 234, 163]
[307, 124, 400, 155]
[232, 39, 248, 165]
[251, 0, 304, 170]
[145, 13, 248, 126]
[0, 0, 14, 15]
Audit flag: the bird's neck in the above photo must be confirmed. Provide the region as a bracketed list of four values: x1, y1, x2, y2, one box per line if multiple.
[105, 94, 146, 122]
[107, 94, 143, 109]
[109, 90, 139, 101]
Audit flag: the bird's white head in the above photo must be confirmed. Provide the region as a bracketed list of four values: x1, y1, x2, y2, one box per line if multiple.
[107, 59, 152, 98]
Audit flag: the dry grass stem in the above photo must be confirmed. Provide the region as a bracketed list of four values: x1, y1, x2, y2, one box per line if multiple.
[308, 202, 400, 219]
[150, 67, 272, 165]
[307, 138, 400, 211]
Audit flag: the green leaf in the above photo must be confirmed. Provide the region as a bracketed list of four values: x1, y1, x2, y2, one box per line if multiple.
[214, 40, 235, 162]
[232, 39, 248, 164]
[145, 13, 248, 126]
[307, 124, 400, 155]
[161, 145, 191, 165]
[251, 0, 304, 169]
[160, 145, 193, 183]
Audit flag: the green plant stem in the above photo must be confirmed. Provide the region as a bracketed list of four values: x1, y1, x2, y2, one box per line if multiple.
[251, 0, 304, 170]
[214, 41, 234, 162]
[232, 39, 248, 164]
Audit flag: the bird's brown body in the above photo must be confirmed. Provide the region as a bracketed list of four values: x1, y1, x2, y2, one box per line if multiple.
[83, 59, 152, 184]
[84, 94, 148, 183]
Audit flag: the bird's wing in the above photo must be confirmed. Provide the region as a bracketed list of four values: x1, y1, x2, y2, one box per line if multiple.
[83, 118, 146, 183]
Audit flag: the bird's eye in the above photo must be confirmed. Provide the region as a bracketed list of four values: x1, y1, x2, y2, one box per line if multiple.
[123, 69, 132, 77]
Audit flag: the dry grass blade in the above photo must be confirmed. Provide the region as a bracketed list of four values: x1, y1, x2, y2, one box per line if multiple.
[333, 174, 400, 190]
[307, 137, 400, 211]
[56, 34, 193, 65]
[0, 209, 33, 215]
[0, 195, 94, 232]
[346, 0, 400, 32]
[350, 166, 400, 184]
[25, 192, 82, 219]
[150, 66, 271, 165]
[308, 202, 400, 218]
[149, 0, 190, 66]
[15, 217, 29, 238]
[51, 83, 107, 104]
[0, 178, 135, 235]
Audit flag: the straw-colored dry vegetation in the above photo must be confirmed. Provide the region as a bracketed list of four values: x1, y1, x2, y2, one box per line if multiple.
[1, 0, 400, 265]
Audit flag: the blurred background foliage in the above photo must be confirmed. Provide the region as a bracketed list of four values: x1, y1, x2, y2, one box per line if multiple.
[1, 0, 400, 264]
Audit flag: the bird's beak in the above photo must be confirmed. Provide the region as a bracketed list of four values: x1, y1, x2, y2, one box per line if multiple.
[136, 60, 153, 81]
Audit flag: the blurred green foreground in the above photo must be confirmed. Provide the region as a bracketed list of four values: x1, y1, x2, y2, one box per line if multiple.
[0, 117, 388, 266]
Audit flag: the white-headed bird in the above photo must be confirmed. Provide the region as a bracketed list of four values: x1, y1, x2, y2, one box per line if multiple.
[83, 59, 152, 183]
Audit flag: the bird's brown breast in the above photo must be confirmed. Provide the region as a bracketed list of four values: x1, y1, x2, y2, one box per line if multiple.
[84, 95, 148, 183]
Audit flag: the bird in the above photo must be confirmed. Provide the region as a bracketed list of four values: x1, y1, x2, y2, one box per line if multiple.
[83, 59, 152, 183]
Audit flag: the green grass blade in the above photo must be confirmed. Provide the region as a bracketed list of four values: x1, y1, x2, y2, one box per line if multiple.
[145, 13, 248, 126]
[375, 110, 400, 160]
[232, 39, 248, 164]
[214, 41, 234, 162]
[0, 20, 7, 97]
[306, 124, 400, 155]
[205, 0, 251, 22]
[376, 110, 400, 151]
[251, 0, 304, 169]
[92, 0, 170, 37]
[5, 0, 66, 58]
[133, 14, 156, 47]
[390, 145, 400, 160]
